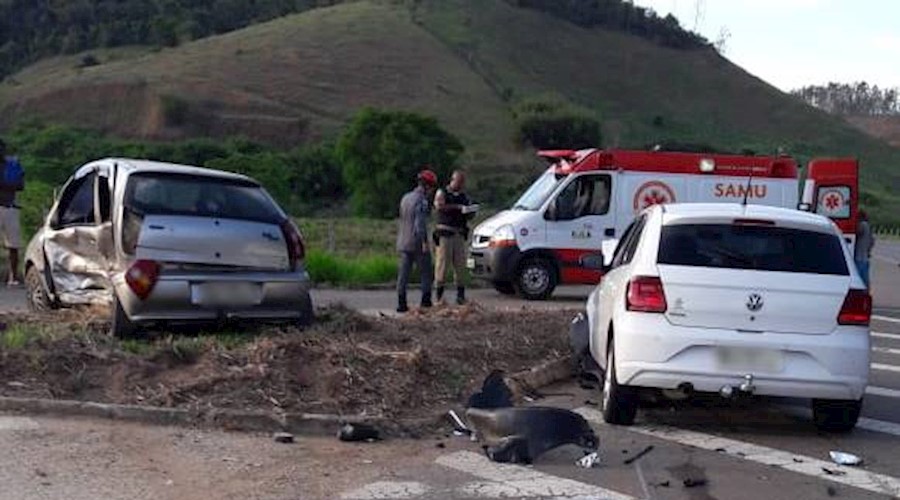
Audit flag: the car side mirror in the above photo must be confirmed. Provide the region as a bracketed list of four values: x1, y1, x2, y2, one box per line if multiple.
[580, 252, 608, 272]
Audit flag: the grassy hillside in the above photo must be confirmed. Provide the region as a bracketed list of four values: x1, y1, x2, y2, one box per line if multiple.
[1, 0, 899, 222]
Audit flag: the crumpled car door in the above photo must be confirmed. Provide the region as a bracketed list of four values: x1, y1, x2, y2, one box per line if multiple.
[44, 170, 115, 305]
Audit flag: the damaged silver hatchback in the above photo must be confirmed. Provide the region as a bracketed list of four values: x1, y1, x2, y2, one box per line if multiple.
[24, 159, 313, 337]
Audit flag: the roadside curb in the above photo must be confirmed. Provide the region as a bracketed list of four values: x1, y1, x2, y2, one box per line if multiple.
[0, 356, 574, 437]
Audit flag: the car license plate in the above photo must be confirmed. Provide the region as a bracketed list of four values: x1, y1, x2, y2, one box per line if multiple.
[192, 282, 263, 307]
[466, 257, 476, 269]
[715, 347, 784, 373]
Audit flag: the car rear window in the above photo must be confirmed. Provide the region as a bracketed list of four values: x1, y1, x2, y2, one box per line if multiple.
[658, 224, 849, 275]
[124, 173, 282, 223]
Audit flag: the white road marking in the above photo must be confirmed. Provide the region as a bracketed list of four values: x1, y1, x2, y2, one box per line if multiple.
[872, 363, 900, 374]
[577, 407, 900, 498]
[866, 386, 900, 399]
[0, 416, 39, 431]
[873, 346, 900, 356]
[873, 331, 900, 340]
[436, 451, 635, 500]
[873, 315, 900, 324]
[340, 481, 430, 499]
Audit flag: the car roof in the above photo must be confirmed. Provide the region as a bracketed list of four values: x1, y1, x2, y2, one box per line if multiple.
[652, 203, 838, 233]
[103, 158, 257, 184]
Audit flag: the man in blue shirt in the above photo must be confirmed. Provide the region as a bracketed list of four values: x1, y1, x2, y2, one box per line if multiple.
[396, 169, 438, 313]
[0, 138, 24, 286]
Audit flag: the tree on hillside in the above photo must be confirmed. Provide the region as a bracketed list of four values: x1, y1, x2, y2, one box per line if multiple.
[336, 109, 464, 219]
[513, 95, 602, 150]
[792, 82, 900, 116]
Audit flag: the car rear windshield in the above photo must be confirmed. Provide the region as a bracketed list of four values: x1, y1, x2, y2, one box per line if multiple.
[658, 224, 849, 275]
[124, 173, 282, 223]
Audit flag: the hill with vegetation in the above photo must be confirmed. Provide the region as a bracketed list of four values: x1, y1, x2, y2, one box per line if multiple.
[1, 0, 899, 223]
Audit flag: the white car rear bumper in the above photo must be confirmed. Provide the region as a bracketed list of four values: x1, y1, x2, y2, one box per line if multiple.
[613, 313, 870, 401]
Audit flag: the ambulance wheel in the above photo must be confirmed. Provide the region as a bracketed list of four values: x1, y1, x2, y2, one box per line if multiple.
[515, 258, 557, 301]
[493, 281, 516, 295]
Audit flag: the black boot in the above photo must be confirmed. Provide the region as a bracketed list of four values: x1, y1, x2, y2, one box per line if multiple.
[436, 286, 445, 303]
[397, 295, 409, 313]
[421, 292, 433, 308]
[456, 287, 466, 305]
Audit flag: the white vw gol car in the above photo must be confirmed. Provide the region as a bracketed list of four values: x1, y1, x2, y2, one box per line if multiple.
[572, 203, 871, 432]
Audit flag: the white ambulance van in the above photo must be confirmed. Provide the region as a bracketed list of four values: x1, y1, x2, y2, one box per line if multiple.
[468, 148, 859, 300]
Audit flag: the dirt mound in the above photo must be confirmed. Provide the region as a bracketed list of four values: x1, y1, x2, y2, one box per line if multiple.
[0, 305, 574, 420]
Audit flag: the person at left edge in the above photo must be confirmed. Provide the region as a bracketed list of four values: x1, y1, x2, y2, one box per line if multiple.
[0, 138, 24, 286]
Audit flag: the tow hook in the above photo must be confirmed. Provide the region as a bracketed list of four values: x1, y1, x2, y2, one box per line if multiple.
[720, 374, 756, 399]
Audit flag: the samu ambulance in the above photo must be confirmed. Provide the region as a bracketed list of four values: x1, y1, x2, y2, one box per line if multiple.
[468, 148, 860, 300]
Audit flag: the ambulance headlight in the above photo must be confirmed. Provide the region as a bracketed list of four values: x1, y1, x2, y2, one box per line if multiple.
[489, 225, 517, 248]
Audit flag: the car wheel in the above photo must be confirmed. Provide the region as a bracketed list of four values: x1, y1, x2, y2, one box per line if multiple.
[601, 340, 637, 425]
[111, 294, 137, 339]
[515, 259, 557, 301]
[493, 281, 516, 295]
[25, 266, 53, 312]
[812, 398, 862, 433]
[296, 297, 315, 328]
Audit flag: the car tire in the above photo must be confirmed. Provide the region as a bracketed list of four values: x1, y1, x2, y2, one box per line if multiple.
[296, 296, 315, 328]
[111, 294, 137, 339]
[25, 266, 53, 312]
[514, 258, 557, 301]
[812, 398, 862, 433]
[601, 340, 638, 425]
[493, 281, 516, 295]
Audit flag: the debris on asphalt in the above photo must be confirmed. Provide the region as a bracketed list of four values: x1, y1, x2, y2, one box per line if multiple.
[465, 406, 599, 465]
[435, 442, 446, 449]
[273, 432, 295, 444]
[829, 451, 863, 466]
[822, 467, 847, 476]
[448, 410, 471, 435]
[7, 381, 26, 388]
[652, 480, 671, 488]
[577, 452, 601, 468]
[793, 458, 804, 463]
[683, 478, 708, 488]
[338, 423, 381, 442]
[623, 445, 655, 465]
[826, 485, 838, 497]
[467, 370, 514, 409]
[714, 448, 727, 453]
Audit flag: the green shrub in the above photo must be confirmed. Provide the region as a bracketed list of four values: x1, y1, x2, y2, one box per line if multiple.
[336, 108, 463, 219]
[513, 95, 601, 149]
[306, 250, 397, 285]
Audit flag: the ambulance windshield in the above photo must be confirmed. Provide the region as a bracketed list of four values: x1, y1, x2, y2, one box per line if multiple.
[512, 171, 566, 211]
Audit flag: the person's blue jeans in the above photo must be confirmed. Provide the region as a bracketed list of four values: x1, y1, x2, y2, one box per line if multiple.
[397, 250, 433, 307]
[855, 259, 870, 288]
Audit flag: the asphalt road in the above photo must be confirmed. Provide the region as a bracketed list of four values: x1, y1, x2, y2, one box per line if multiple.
[2, 241, 900, 499]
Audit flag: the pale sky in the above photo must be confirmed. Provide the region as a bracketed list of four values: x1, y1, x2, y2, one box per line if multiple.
[635, 0, 900, 92]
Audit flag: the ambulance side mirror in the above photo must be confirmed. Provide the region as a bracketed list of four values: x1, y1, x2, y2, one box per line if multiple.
[797, 202, 812, 212]
[580, 252, 608, 272]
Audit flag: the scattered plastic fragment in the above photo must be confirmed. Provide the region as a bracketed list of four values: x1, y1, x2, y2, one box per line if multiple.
[338, 423, 381, 442]
[623, 445, 655, 465]
[829, 451, 863, 466]
[466, 406, 599, 465]
[683, 478, 708, 488]
[467, 370, 514, 409]
[273, 432, 294, 444]
[448, 410, 471, 435]
[822, 467, 847, 476]
[577, 452, 601, 468]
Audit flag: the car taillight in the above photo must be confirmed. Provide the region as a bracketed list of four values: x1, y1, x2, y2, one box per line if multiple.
[626, 276, 667, 313]
[280, 220, 306, 271]
[125, 260, 160, 300]
[838, 289, 871, 326]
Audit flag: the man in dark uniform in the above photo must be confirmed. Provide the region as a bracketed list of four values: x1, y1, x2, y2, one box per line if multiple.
[434, 170, 474, 305]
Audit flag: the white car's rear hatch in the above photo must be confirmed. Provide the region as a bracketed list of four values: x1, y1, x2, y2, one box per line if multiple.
[656, 221, 852, 335]
[122, 172, 290, 270]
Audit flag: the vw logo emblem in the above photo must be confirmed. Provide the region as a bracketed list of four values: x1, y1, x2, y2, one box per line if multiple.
[746, 293, 764, 312]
